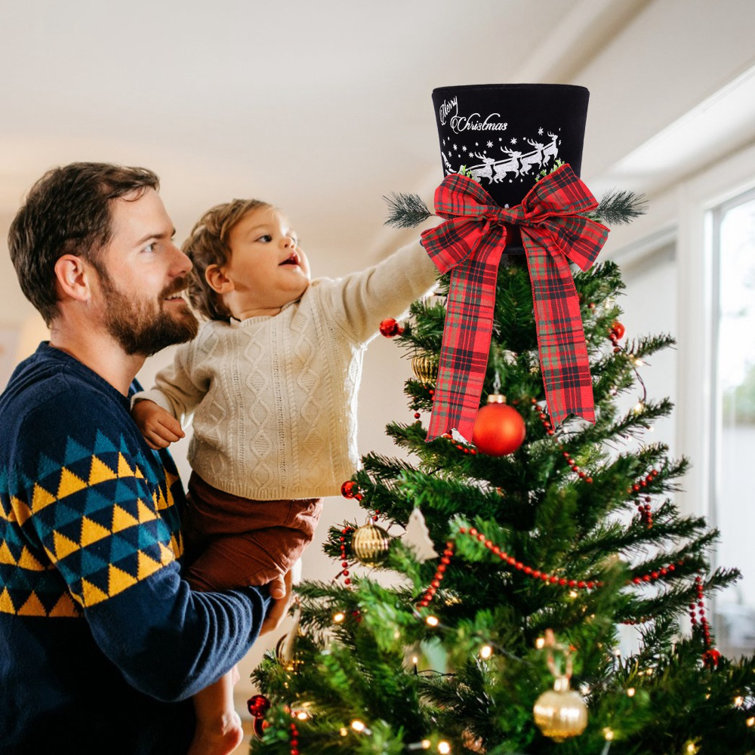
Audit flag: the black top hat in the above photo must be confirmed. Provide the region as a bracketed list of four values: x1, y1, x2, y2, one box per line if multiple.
[431, 84, 590, 211]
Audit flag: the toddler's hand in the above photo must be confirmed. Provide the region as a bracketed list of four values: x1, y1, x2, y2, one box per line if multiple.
[131, 399, 184, 450]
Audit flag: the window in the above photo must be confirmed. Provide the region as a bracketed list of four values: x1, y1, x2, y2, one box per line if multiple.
[710, 188, 755, 658]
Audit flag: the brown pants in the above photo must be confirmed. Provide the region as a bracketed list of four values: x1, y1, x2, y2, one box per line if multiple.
[182, 472, 322, 592]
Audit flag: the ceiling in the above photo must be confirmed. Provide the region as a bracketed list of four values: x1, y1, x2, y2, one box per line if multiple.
[1, 0, 754, 310]
[0, 0, 654, 279]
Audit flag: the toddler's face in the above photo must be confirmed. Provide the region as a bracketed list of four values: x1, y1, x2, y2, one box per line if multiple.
[223, 205, 311, 316]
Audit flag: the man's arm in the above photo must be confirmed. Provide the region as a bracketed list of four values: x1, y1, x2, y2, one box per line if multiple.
[12, 391, 267, 702]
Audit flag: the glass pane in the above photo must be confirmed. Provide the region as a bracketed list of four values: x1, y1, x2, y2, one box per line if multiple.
[714, 192, 755, 658]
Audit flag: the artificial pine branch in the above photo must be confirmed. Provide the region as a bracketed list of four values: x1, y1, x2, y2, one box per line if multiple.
[383, 192, 432, 228]
[592, 189, 648, 225]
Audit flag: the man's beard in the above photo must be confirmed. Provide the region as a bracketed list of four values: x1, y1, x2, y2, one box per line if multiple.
[97, 269, 199, 356]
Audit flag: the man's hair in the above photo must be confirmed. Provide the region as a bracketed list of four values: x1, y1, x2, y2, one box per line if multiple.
[7, 162, 160, 325]
[183, 199, 270, 321]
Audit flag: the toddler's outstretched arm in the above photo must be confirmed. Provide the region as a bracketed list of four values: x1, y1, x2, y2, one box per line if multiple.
[132, 399, 185, 450]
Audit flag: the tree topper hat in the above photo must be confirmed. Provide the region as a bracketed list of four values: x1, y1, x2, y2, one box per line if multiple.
[431, 83, 590, 210]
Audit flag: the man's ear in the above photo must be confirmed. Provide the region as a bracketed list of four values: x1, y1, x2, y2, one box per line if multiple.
[53, 255, 92, 302]
[205, 264, 234, 294]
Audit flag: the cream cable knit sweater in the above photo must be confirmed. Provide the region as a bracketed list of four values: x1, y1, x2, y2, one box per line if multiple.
[136, 240, 438, 500]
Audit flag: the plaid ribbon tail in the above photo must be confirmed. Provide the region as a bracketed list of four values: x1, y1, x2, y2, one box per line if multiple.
[524, 229, 597, 425]
[423, 226, 507, 442]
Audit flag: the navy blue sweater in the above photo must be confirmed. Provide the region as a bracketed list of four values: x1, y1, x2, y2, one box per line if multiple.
[0, 343, 270, 754]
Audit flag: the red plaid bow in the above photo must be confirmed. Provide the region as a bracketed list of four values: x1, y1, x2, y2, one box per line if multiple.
[420, 163, 609, 441]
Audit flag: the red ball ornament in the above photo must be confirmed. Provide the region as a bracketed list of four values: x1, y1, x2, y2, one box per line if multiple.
[703, 648, 721, 668]
[379, 318, 403, 337]
[472, 395, 526, 456]
[341, 480, 359, 498]
[610, 321, 626, 339]
[247, 694, 271, 718]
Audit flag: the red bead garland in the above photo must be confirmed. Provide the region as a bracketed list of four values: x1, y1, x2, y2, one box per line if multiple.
[412, 387, 434, 421]
[290, 721, 300, 755]
[416, 541, 454, 607]
[631, 469, 659, 528]
[458, 526, 602, 590]
[414, 526, 690, 610]
[532, 398, 663, 526]
[440, 432, 479, 455]
[338, 526, 353, 585]
[337, 482, 384, 586]
[629, 559, 682, 584]
[530, 399, 593, 483]
[689, 574, 720, 668]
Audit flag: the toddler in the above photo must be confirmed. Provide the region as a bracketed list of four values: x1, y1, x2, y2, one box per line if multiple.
[132, 198, 438, 755]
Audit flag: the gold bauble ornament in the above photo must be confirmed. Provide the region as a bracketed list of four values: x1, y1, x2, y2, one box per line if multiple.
[533, 675, 588, 741]
[275, 632, 302, 672]
[351, 523, 391, 566]
[275, 604, 302, 672]
[411, 354, 438, 385]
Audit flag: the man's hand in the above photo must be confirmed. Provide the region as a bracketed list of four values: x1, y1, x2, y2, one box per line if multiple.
[131, 399, 184, 450]
[260, 570, 293, 635]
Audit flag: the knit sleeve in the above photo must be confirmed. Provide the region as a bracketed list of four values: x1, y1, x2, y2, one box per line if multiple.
[134, 338, 207, 422]
[8, 388, 266, 701]
[322, 238, 438, 343]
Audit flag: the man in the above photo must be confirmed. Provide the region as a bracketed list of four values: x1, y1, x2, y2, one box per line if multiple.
[0, 163, 288, 754]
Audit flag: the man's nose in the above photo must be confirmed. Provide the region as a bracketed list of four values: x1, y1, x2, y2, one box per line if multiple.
[170, 243, 192, 275]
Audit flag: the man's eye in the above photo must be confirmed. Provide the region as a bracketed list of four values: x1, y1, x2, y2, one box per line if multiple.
[143, 242, 157, 254]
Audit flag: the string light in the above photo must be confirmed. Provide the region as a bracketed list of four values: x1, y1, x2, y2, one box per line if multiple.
[603, 727, 615, 741]
[626, 687, 636, 697]
[746, 716, 754, 727]
[535, 636, 546, 650]
[333, 611, 345, 623]
[425, 615, 440, 627]
[351, 719, 372, 735]
[734, 695, 744, 708]
[438, 741, 451, 754]
[479, 644, 493, 659]
[407, 740, 432, 751]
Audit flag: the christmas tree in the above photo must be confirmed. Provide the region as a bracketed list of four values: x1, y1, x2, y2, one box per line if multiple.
[248, 86, 755, 753]
[247, 209, 755, 753]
